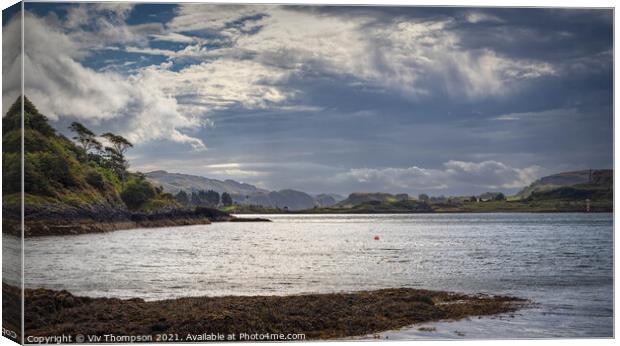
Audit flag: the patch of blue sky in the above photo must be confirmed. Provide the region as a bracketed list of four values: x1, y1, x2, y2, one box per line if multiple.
[2, 1, 21, 25]
[125, 4, 177, 26]
[81, 49, 167, 73]
[24, 2, 70, 20]
[148, 40, 188, 51]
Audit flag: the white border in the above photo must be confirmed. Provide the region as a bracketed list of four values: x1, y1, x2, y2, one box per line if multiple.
[0, 1, 616, 346]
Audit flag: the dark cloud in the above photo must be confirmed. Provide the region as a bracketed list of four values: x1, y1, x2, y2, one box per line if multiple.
[12, 4, 613, 196]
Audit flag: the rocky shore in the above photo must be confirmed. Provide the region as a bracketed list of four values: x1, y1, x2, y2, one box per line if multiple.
[4, 283, 527, 342]
[3, 206, 270, 237]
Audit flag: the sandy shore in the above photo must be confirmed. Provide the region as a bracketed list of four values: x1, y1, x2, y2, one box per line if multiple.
[3, 284, 527, 342]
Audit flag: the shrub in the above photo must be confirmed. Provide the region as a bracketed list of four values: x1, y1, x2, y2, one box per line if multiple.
[85, 169, 106, 190]
[24, 153, 51, 194]
[3, 152, 21, 194]
[35, 151, 77, 189]
[3, 131, 22, 153]
[121, 179, 156, 210]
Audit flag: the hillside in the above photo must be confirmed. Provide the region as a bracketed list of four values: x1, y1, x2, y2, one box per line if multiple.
[145, 170, 267, 196]
[316, 194, 342, 206]
[146, 171, 343, 210]
[336, 192, 410, 207]
[4, 97, 127, 222]
[516, 169, 612, 199]
[2, 97, 249, 236]
[303, 192, 432, 213]
[435, 170, 612, 213]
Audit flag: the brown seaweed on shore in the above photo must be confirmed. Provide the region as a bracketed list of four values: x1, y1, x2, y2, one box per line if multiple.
[5, 283, 527, 342]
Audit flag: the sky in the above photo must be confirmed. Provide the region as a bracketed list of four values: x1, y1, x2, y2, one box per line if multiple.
[2, 3, 613, 196]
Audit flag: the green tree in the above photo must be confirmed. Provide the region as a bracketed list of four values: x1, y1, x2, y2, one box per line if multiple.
[68, 121, 102, 155]
[418, 193, 429, 202]
[102, 132, 133, 184]
[190, 191, 201, 206]
[102, 133, 133, 157]
[121, 179, 156, 210]
[175, 190, 189, 204]
[205, 190, 220, 206]
[221, 192, 233, 206]
[103, 146, 127, 181]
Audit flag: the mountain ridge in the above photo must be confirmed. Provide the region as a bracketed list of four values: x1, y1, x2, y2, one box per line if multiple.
[145, 170, 344, 210]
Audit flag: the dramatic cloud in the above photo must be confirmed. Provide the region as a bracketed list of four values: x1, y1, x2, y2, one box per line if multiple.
[14, 13, 204, 149]
[165, 5, 556, 99]
[10, 4, 560, 147]
[62, 3, 161, 50]
[2, 9, 22, 114]
[4, 5, 612, 195]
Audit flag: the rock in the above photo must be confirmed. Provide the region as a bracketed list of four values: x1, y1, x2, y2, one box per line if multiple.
[151, 322, 170, 332]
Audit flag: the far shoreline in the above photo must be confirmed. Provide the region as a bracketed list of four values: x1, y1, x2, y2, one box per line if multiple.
[2, 209, 611, 238]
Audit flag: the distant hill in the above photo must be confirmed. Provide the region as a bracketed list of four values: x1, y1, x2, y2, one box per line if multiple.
[145, 171, 343, 210]
[336, 192, 410, 207]
[242, 189, 317, 210]
[305, 192, 431, 214]
[516, 169, 612, 199]
[146, 170, 267, 196]
[316, 194, 344, 207]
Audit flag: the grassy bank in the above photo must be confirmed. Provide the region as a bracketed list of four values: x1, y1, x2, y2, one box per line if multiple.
[7, 284, 527, 341]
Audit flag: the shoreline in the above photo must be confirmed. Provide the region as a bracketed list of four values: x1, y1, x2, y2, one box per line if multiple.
[3, 209, 610, 237]
[3, 284, 527, 342]
[3, 215, 271, 237]
[237, 209, 612, 214]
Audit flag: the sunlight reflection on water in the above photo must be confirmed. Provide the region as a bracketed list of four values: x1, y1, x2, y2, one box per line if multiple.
[7, 213, 613, 338]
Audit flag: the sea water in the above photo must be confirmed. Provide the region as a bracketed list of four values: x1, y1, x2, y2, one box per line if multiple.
[4, 213, 613, 339]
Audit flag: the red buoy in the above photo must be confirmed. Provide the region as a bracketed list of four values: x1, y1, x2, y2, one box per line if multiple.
[374, 235, 380, 240]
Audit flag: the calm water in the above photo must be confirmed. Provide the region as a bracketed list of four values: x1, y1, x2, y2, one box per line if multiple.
[5, 213, 614, 339]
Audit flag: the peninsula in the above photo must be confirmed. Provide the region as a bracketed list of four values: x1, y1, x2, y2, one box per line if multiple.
[2, 97, 268, 238]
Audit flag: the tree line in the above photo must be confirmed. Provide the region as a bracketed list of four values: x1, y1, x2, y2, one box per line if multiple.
[175, 189, 233, 207]
[69, 121, 170, 210]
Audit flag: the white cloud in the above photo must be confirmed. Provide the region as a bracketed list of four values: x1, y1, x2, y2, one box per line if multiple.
[9, 5, 559, 152]
[149, 32, 200, 44]
[16, 13, 206, 149]
[167, 5, 265, 33]
[134, 59, 293, 112]
[21, 12, 132, 121]
[63, 3, 161, 50]
[492, 108, 579, 121]
[205, 163, 242, 169]
[2, 11, 23, 115]
[465, 11, 504, 24]
[126, 46, 177, 57]
[10, 7, 302, 150]
[164, 5, 556, 99]
[339, 160, 543, 192]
